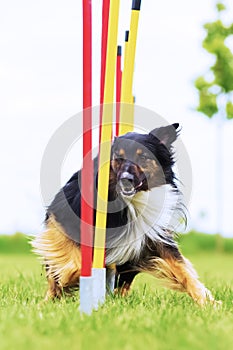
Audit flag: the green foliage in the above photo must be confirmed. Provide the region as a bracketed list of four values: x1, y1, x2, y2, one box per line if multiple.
[0, 233, 32, 254]
[223, 236, 233, 252]
[216, 2, 226, 12]
[195, 2, 233, 118]
[179, 231, 233, 255]
[1, 232, 233, 256]
[0, 254, 233, 350]
[179, 231, 218, 254]
[226, 101, 233, 119]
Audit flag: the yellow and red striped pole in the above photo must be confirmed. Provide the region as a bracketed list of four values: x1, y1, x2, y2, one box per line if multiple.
[119, 0, 141, 135]
[92, 0, 120, 308]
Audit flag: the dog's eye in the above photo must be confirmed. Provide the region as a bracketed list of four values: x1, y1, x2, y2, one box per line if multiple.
[114, 152, 124, 160]
[139, 154, 147, 161]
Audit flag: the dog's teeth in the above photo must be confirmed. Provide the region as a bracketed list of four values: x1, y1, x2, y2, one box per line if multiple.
[135, 181, 143, 189]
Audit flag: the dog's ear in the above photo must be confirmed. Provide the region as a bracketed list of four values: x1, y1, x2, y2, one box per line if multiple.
[112, 136, 119, 145]
[150, 123, 179, 148]
[111, 137, 118, 156]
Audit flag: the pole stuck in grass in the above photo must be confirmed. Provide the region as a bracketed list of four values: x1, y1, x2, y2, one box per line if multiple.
[92, 0, 120, 309]
[119, 0, 141, 135]
[80, 0, 94, 315]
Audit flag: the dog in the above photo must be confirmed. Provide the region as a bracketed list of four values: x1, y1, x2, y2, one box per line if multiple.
[32, 123, 217, 305]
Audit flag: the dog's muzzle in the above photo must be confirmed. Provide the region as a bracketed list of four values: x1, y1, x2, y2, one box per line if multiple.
[118, 172, 142, 197]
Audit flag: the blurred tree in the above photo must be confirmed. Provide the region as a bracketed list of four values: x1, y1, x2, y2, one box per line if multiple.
[195, 2, 233, 118]
[195, 2, 233, 250]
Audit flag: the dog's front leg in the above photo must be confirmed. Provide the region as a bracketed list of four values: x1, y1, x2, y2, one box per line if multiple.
[143, 248, 220, 306]
[114, 262, 140, 296]
[106, 264, 116, 294]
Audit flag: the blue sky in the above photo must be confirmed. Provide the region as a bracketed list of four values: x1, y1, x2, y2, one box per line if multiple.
[1, 0, 233, 236]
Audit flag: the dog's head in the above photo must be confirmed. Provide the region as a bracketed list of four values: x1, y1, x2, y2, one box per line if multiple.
[111, 123, 179, 197]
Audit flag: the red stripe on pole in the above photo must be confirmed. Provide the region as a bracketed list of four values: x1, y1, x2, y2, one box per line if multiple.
[116, 45, 122, 137]
[81, 0, 94, 277]
[99, 0, 110, 143]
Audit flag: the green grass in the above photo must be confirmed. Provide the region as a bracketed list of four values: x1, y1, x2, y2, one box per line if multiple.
[0, 249, 233, 350]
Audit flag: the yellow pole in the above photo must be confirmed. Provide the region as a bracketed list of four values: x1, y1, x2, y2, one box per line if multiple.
[123, 31, 135, 127]
[93, 0, 120, 269]
[123, 30, 129, 77]
[119, 0, 141, 135]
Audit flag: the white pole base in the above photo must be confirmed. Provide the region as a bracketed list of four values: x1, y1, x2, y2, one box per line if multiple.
[92, 267, 106, 310]
[79, 276, 94, 315]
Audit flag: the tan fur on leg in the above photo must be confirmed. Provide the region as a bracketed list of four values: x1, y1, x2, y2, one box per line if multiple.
[142, 256, 217, 306]
[32, 215, 81, 297]
[115, 282, 132, 297]
[45, 275, 63, 300]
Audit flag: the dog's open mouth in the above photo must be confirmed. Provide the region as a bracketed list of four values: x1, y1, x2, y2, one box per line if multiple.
[119, 179, 143, 197]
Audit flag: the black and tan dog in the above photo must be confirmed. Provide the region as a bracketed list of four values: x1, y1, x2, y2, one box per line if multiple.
[32, 123, 218, 305]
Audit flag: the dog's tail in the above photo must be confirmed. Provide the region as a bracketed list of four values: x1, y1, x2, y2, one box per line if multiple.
[31, 215, 81, 288]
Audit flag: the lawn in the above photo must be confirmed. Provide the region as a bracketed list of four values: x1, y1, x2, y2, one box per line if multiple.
[0, 237, 233, 350]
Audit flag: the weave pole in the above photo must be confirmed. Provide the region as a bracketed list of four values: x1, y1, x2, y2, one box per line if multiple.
[116, 45, 122, 137]
[99, 0, 110, 143]
[119, 0, 141, 135]
[80, 0, 94, 315]
[124, 30, 129, 75]
[92, 0, 120, 309]
[121, 30, 135, 134]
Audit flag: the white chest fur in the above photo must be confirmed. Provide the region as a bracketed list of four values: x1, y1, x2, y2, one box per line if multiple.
[106, 184, 183, 265]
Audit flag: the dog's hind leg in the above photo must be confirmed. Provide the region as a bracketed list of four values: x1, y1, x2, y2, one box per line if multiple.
[45, 273, 63, 300]
[142, 246, 218, 306]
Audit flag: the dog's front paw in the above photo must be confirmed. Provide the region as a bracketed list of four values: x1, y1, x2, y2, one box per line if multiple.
[205, 289, 222, 308]
[193, 287, 222, 307]
[210, 299, 222, 309]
